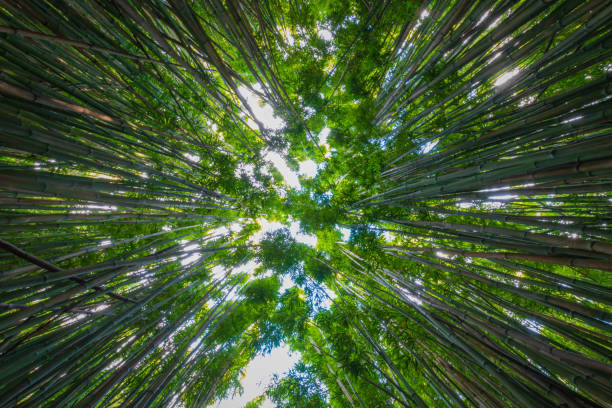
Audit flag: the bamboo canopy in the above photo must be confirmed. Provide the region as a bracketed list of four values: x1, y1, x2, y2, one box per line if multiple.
[1, 0, 611, 407]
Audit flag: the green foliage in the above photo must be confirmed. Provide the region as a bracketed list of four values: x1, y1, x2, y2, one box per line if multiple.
[1, 1, 611, 408]
[244, 275, 282, 307]
[257, 228, 308, 276]
[265, 362, 327, 408]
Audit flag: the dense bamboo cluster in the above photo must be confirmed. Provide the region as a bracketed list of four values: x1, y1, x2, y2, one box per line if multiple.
[0, 1, 285, 406]
[1, 0, 611, 407]
[339, 0, 612, 406]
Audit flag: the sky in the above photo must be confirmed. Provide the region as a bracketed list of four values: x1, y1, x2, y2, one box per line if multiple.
[196, 84, 369, 406]
[214, 88, 320, 408]
[211, 218, 315, 407]
[215, 74, 354, 408]
[211, 15, 527, 408]
[237, 85, 329, 190]
[216, 344, 301, 408]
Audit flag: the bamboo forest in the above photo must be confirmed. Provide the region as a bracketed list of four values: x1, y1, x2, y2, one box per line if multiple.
[1, 0, 612, 407]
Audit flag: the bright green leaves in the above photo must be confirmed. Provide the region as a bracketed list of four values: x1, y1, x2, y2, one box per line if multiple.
[2, 1, 612, 407]
[299, 203, 344, 233]
[244, 275, 282, 307]
[257, 228, 308, 275]
[275, 288, 312, 338]
[211, 276, 281, 348]
[264, 362, 327, 408]
[257, 286, 313, 353]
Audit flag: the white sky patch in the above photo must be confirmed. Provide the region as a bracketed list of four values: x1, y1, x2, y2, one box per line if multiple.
[250, 218, 285, 244]
[318, 29, 333, 41]
[421, 140, 438, 154]
[281, 28, 295, 46]
[183, 152, 200, 163]
[400, 287, 423, 305]
[436, 251, 451, 259]
[211, 265, 227, 281]
[303, 106, 316, 119]
[338, 227, 351, 241]
[209, 225, 231, 238]
[280, 274, 294, 292]
[318, 294, 333, 310]
[318, 127, 330, 144]
[238, 85, 285, 131]
[298, 160, 318, 178]
[216, 344, 300, 408]
[229, 222, 243, 234]
[458, 201, 475, 209]
[488, 194, 518, 200]
[180, 242, 201, 266]
[210, 261, 260, 302]
[289, 221, 317, 247]
[235, 162, 256, 180]
[250, 218, 317, 248]
[234, 259, 260, 276]
[264, 151, 300, 189]
[311, 281, 336, 312]
[318, 127, 332, 158]
[495, 68, 520, 87]
[254, 265, 294, 293]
